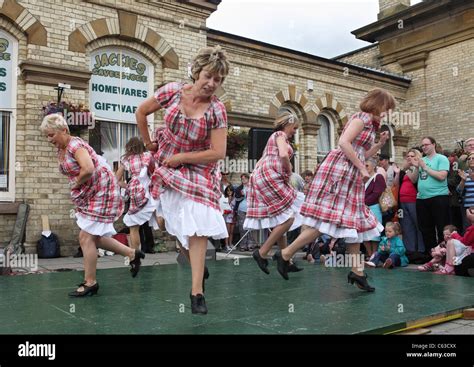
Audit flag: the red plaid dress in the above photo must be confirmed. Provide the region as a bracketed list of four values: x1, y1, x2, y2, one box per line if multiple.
[301, 112, 381, 238]
[122, 152, 152, 215]
[150, 82, 227, 210]
[59, 137, 123, 223]
[246, 131, 297, 218]
[150, 126, 165, 200]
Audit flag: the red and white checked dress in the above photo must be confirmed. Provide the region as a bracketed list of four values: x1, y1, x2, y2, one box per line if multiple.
[244, 131, 304, 230]
[122, 152, 152, 214]
[122, 152, 159, 228]
[300, 112, 383, 243]
[59, 137, 123, 236]
[150, 82, 228, 248]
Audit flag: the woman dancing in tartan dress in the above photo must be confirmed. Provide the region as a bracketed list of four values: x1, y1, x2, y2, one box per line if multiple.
[244, 110, 304, 275]
[135, 46, 230, 314]
[273, 89, 393, 292]
[40, 114, 145, 297]
[116, 137, 160, 250]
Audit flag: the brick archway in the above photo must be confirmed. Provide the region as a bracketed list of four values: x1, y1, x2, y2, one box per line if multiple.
[268, 84, 316, 122]
[313, 92, 349, 132]
[68, 11, 179, 69]
[0, 0, 47, 45]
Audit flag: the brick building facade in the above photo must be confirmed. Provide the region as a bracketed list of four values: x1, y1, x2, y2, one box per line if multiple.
[0, 0, 472, 254]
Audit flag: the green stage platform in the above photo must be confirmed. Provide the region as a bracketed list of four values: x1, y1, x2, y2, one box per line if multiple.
[1, 259, 473, 334]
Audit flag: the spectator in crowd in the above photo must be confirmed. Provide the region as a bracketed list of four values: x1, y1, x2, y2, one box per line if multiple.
[445, 150, 463, 230]
[417, 224, 456, 271]
[222, 184, 237, 251]
[395, 149, 425, 254]
[458, 137, 474, 171]
[364, 158, 386, 258]
[235, 173, 258, 251]
[301, 170, 314, 184]
[365, 222, 408, 269]
[448, 207, 474, 277]
[434, 220, 473, 275]
[220, 171, 233, 193]
[457, 152, 474, 232]
[412, 137, 450, 252]
[378, 154, 395, 188]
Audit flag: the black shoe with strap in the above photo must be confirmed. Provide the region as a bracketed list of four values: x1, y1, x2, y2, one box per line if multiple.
[347, 271, 375, 292]
[190, 293, 208, 315]
[253, 249, 269, 274]
[68, 282, 99, 297]
[288, 262, 304, 273]
[130, 249, 145, 278]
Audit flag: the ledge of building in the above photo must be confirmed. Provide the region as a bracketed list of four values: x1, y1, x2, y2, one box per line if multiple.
[352, 0, 473, 42]
[207, 29, 411, 87]
[0, 202, 21, 214]
[228, 112, 273, 129]
[20, 61, 92, 90]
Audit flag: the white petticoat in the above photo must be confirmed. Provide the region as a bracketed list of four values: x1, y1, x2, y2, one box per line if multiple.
[243, 192, 304, 231]
[156, 188, 228, 249]
[76, 213, 116, 237]
[302, 216, 384, 243]
[123, 166, 159, 229]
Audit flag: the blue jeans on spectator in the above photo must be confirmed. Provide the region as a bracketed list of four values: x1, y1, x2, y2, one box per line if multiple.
[371, 252, 401, 268]
[400, 202, 425, 253]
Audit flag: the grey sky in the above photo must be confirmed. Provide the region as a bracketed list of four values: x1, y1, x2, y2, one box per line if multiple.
[207, 0, 422, 59]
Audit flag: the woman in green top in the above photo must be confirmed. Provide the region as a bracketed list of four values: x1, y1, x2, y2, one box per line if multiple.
[412, 136, 450, 252]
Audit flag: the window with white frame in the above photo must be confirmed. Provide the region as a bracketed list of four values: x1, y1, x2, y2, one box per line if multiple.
[380, 124, 394, 161]
[89, 47, 154, 170]
[316, 113, 335, 162]
[0, 30, 17, 201]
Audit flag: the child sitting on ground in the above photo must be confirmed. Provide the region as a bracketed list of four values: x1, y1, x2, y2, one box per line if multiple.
[417, 225, 456, 272]
[365, 222, 408, 269]
[435, 211, 473, 275]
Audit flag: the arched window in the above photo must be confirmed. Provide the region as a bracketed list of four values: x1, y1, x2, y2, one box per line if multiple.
[0, 30, 17, 201]
[89, 47, 155, 170]
[316, 113, 335, 162]
[380, 124, 395, 161]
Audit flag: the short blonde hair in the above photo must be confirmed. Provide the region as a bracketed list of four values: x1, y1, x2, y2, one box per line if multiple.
[360, 88, 396, 116]
[190, 45, 230, 83]
[274, 110, 299, 131]
[385, 221, 401, 235]
[40, 113, 69, 133]
[407, 148, 422, 160]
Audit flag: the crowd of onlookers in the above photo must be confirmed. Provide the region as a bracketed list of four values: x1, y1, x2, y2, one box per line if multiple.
[219, 136, 474, 278]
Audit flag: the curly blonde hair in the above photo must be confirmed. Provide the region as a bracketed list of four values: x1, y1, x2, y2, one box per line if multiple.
[40, 113, 70, 133]
[190, 45, 230, 83]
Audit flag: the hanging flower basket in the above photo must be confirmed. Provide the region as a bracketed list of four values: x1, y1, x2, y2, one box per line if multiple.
[42, 101, 94, 133]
